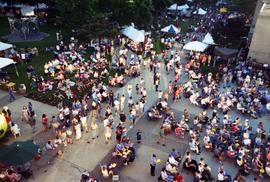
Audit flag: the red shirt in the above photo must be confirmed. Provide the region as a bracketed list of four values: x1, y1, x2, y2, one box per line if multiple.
[5, 115, 11, 123]
[42, 117, 48, 124]
[175, 175, 183, 182]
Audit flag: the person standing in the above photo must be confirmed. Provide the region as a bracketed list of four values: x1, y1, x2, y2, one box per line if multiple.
[104, 125, 112, 144]
[127, 83, 133, 97]
[8, 88, 16, 102]
[157, 126, 166, 146]
[108, 90, 114, 107]
[21, 105, 29, 122]
[28, 102, 33, 114]
[41, 114, 48, 132]
[80, 114, 88, 133]
[114, 99, 120, 114]
[136, 129, 142, 143]
[150, 154, 157, 176]
[120, 94, 125, 112]
[29, 111, 36, 133]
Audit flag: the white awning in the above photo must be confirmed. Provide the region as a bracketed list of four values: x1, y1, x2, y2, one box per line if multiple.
[0, 57, 16, 69]
[168, 4, 189, 11]
[183, 41, 208, 52]
[198, 8, 207, 15]
[21, 6, 35, 16]
[122, 26, 145, 43]
[194, 8, 207, 15]
[0, 42, 13, 51]
[202, 33, 215, 45]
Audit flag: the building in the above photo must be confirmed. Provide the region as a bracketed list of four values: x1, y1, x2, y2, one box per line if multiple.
[248, 0, 270, 64]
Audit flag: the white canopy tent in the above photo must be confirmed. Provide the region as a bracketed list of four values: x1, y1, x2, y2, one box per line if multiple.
[21, 6, 35, 16]
[168, 3, 178, 10]
[202, 33, 216, 45]
[37, 3, 48, 9]
[198, 8, 207, 15]
[122, 26, 145, 43]
[194, 8, 207, 15]
[183, 41, 208, 52]
[0, 57, 19, 76]
[168, 4, 189, 11]
[0, 42, 13, 51]
[178, 4, 189, 11]
[161, 24, 180, 34]
[0, 3, 48, 9]
[0, 58, 16, 69]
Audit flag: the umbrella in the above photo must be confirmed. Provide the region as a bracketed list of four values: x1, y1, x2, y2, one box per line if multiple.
[0, 140, 39, 166]
[161, 24, 180, 34]
[183, 41, 208, 52]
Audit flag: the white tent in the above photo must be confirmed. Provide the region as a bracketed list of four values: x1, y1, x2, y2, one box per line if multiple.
[168, 3, 178, 10]
[0, 42, 13, 51]
[202, 33, 215, 45]
[178, 4, 189, 11]
[161, 24, 180, 34]
[183, 41, 208, 52]
[168, 4, 189, 11]
[21, 6, 35, 16]
[37, 3, 48, 9]
[0, 58, 16, 69]
[122, 26, 145, 43]
[198, 8, 207, 15]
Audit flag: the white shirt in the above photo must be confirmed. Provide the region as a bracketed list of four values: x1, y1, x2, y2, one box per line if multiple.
[161, 171, 168, 180]
[169, 156, 178, 166]
[11, 124, 20, 134]
[218, 173, 224, 181]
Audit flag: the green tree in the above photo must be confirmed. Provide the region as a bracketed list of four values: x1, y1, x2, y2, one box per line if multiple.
[152, 0, 173, 11]
[50, 0, 97, 27]
[131, 0, 153, 29]
[231, 0, 257, 14]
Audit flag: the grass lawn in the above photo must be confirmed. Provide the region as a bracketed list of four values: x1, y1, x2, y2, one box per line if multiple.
[153, 38, 164, 54]
[179, 18, 196, 35]
[0, 17, 70, 91]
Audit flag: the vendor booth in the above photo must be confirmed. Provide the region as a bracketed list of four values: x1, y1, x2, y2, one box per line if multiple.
[183, 41, 208, 52]
[0, 42, 13, 52]
[202, 33, 216, 45]
[122, 26, 145, 43]
[168, 4, 189, 11]
[122, 26, 145, 53]
[0, 57, 19, 78]
[0, 57, 16, 69]
[214, 47, 238, 59]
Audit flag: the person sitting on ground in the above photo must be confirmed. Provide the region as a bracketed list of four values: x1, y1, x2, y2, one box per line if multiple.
[10, 122, 21, 138]
[183, 157, 198, 174]
[170, 148, 182, 162]
[168, 154, 179, 166]
[45, 140, 54, 150]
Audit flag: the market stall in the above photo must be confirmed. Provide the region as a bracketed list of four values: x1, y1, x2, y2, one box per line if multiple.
[0, 42, 13, 52]
[183, 41, 208, 52]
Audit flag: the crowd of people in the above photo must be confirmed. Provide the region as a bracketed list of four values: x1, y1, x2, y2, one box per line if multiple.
[1, 1, 270, 182]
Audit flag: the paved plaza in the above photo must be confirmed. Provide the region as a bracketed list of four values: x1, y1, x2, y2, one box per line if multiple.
[1, 44, 270, 182]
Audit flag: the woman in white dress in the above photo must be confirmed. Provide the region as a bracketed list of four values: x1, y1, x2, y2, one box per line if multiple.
[73, 118, 82, 140]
